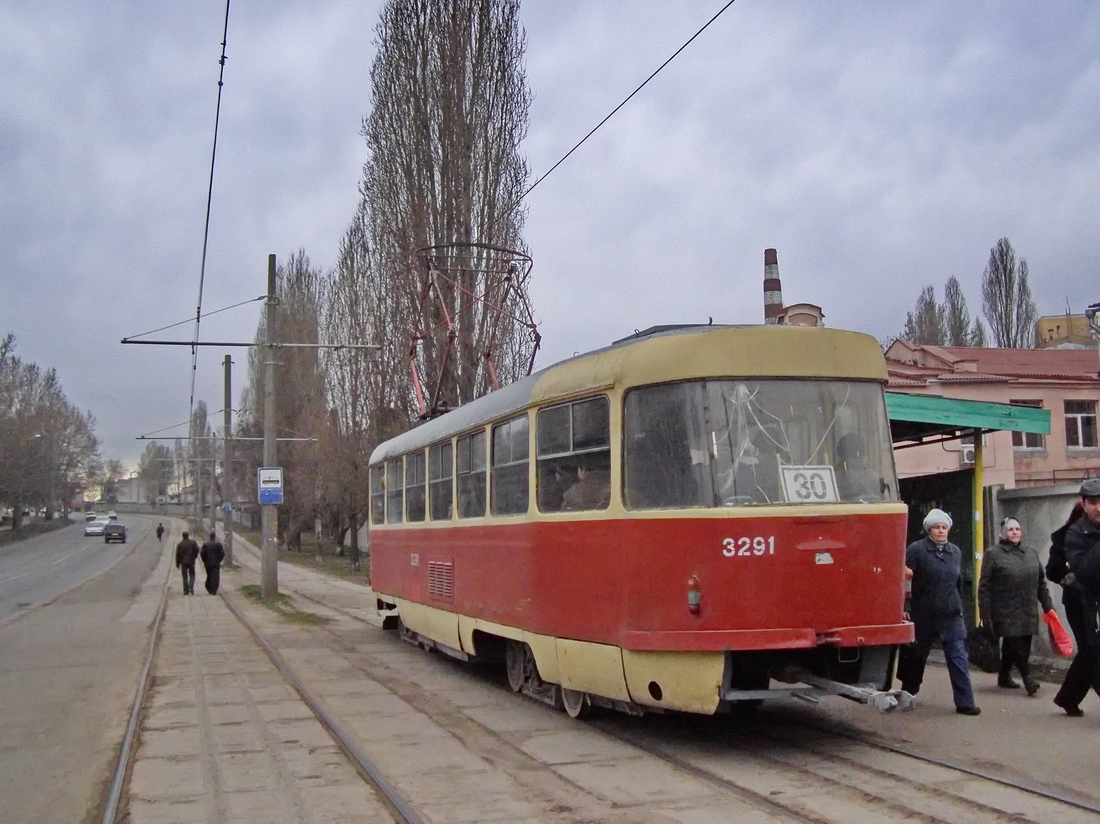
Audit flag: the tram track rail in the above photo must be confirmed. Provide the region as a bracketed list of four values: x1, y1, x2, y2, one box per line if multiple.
[102, 540, 424, 824]
[274, 572, 1100, 824]
[771, 712, 1100, 818]
[595, 713, 1078, 824]
[220, 594, 424, 824]
[101, 548, 173, 824]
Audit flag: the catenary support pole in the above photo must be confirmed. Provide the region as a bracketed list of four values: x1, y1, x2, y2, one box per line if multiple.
[223, 353, 234, 566]
[261, 254, 278, 598]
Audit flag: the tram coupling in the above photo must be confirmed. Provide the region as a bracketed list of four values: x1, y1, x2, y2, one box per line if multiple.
[720, 674, 915, 714]
[796, 674, 915, 713]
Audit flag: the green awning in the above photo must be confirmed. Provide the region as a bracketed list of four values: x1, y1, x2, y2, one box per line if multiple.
[885, 391, 1051, 445]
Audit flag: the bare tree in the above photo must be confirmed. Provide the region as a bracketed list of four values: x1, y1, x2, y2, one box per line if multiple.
[187, 403, 214, 524]
[138, 442, 173, 503]
[943, 276, 987, 347]
[900, 285, 947, 345]
[361, 0, 535, 413]
[239, 251, 329, 551]
[319, 204, 394, 566]
[981, 237, 1038, 348]
[0, 335, 98, 524]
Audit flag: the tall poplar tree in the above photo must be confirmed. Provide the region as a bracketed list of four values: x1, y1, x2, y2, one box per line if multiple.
[359, 0, 535, 412]
[981, 238, 1038, 348]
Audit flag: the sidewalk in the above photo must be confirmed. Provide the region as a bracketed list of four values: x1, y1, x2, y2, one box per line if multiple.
[124, 570, 395, 824]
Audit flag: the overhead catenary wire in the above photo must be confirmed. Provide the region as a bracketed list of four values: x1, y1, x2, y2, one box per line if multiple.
[189, 0, 232, 424]
[123, 295, 264, 342]
[517, 0, 737, 205]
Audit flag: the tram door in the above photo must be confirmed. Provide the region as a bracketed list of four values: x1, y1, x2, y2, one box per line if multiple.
[899, 469, 976, 629]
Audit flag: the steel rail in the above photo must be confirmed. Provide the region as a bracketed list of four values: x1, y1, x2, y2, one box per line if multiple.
[101, 531, 174, 824]
[220, 594, 424, 824]
[281, 580, 1100, 821]
[788, 713, 1100, 817]
[230, 532, 1100, 821]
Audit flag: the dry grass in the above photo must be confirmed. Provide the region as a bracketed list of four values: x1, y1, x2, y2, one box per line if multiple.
[233, 526, 370, 583]
[238, 584, 331, 625]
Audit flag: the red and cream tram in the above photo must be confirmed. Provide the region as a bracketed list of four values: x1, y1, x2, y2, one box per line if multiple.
[369, 324, 913, 716]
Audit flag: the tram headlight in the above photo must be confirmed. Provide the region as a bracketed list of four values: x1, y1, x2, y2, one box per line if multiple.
[687, 576, 702, 615]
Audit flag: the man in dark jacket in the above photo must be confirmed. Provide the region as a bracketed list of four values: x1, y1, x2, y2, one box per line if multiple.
[200, 531, 225, 595]
[1047, 500, 1097, 716]
[175, 531, 200, 595]
[1060, 478, 1100, 713]
[897, 508, 981, 715]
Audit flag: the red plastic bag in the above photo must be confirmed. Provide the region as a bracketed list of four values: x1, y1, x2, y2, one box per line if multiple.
[1043, 610, 1074, 657]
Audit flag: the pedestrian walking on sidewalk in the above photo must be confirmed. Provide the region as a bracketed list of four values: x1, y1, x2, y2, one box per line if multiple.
[156, 522, 165, 542]
[1050, 481, 1100, 716]
[200, 531, 225, 595]
[897, 509, 981, 715]
[175, 531, 200, 595]
[979, 517, 1054, 696]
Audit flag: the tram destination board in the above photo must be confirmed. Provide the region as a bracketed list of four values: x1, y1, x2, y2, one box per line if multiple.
[257, 467, 284, 505]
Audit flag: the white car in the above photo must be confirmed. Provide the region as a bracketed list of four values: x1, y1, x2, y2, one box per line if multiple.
[84, 518, 110, 536]
[107, 511, 118, 521]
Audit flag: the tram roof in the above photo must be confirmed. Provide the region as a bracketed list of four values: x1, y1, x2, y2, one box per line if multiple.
[886, 391, 1051, 446]
[371, 324, 886, 463]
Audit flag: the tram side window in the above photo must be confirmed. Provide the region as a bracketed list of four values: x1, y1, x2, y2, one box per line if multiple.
[491, 415, 530, 516]
[537, 396, 611, 512]
[456, 430, 487, 518]
[370, 464, 385, 525]
[405, 450, 426, 522]
[386, 459, 404, 524]
[623, 384, 711, 509]
[429, 441, 453, 520]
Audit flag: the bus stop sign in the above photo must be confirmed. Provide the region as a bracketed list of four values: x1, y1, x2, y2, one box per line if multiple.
[257, 467, 284, 505]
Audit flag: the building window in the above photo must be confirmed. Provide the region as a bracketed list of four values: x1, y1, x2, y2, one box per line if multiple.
[386, 459, 404, 524]
[1010, 400, 1045, 449]
[536, 396, 611, 512]
[428, 441, 453, 520]
[456, 430, 487, 518]
[491, 415, 529, 516]
[405, 450, 426, 522]
[1065, 400, 1098, 448]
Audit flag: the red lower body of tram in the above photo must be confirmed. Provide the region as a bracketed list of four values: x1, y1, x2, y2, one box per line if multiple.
[372, 509, 913, 715]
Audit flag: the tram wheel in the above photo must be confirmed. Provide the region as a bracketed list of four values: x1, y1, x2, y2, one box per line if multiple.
[505, 640, 527, 693]
[561, 688, 590, 719]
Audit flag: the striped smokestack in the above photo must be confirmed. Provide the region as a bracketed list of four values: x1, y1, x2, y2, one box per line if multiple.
[763, 248, 783, 324]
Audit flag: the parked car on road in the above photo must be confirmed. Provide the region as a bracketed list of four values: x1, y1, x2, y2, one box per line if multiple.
[103, 522, 127, 543]
[84, 518, 110, 537]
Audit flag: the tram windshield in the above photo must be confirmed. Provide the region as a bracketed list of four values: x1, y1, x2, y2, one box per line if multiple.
[623, 380, 898, 508]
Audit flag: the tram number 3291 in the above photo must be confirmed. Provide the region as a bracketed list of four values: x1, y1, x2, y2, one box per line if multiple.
[722, 536, 776, 557]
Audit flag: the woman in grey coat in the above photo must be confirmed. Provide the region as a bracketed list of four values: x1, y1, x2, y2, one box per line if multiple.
[978, 517, 1055, 695]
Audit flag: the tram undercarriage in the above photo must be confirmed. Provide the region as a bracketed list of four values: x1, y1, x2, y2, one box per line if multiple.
[387, 606, 913, 718]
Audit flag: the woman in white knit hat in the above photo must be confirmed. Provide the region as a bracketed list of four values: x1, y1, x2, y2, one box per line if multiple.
[896, 508, 981, 715]
[978, 517, 1054, 695]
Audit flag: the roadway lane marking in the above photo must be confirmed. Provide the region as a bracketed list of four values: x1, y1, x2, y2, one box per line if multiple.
[51, 544, 98, 565]
[0, 571, 33, 584]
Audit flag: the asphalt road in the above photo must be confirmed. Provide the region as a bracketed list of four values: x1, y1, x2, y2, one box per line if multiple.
[0, 517, 150, 625]
[0, 514, 172, 823]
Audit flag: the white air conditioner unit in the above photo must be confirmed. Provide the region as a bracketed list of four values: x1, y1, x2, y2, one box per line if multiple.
[960, 445, 976, 465]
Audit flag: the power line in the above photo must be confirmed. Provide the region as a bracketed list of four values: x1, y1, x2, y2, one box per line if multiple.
[189, 0, 232, 421]
[518, 0, 737, 203]
[123, 295, 264, 341]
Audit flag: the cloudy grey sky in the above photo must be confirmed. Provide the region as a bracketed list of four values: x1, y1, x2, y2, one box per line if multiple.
[3, 1, 1099, 469]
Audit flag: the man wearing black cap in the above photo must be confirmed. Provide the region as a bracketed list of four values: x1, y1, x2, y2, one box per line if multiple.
[1059, 478, 1100, 714]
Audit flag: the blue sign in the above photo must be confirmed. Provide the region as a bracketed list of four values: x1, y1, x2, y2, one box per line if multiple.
[257, 467, 284, 505]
